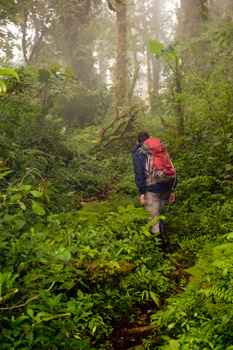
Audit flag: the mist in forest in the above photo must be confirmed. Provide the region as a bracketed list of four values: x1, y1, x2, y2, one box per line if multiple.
[0, 0, 231, 138]
[0, 0, 232, 131]
[1, 1, 231, 86]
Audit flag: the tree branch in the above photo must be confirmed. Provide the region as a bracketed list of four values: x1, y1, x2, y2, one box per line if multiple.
[0, 281, 55, 310]
[28, 28, 46, 63]
[99, 104, 139, 142]
[32, 312, 71, 327]
[127, 26, 140, 101]
[19, 0, 29, 64]
[102, 104, 146, 147]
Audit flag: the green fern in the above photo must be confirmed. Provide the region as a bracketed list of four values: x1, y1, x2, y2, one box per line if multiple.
[206, 286, 233, 303]
[185, 241, 233, 294]
[179, 175, 216, 194]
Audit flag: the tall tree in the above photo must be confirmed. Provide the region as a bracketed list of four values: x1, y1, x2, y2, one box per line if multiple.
[212, 0, 233, 22]
[177, 0, 207, 41]
[15, 0, 101, 89]
[128, 0, 176, 111]
[0, 0, 18, 63]
[57, 0, 101, 88]
[147, 0, 163, 110]
[16, 0, 54, 65]
[98, 0, 147, 146]
[114, 0, 128, 110]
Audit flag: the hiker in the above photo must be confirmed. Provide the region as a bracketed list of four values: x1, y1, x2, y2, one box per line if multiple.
[131, 131, 176, 242]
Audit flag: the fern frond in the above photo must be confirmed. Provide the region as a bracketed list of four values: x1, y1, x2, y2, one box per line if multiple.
[214, 243, 233, 255]
[204, 286, 233, 303]
[181, 175, 216, 187]
[185, 241, 233, 292]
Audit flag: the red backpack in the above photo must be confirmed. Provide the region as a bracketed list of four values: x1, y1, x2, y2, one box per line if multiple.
[140, 137, 176, 185]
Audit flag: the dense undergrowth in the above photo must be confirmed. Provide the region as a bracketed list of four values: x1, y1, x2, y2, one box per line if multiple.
[1, 21, 233, 350]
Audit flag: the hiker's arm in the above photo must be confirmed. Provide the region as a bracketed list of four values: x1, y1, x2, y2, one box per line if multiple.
[133, 152, 146, 195]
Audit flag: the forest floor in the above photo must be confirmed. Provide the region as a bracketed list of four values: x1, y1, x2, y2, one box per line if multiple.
[77, 194, 193, 350]
[110, 250, 192, 350]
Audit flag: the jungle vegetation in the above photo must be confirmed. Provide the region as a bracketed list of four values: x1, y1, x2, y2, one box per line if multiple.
[0, 0, 233, 349]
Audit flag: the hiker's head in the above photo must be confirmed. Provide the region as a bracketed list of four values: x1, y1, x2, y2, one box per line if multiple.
[137, 131, 150, 143]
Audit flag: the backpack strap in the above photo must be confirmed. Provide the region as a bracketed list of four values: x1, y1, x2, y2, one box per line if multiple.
[138, 148, 157, 186]
[169, 158, 177, 191]
[139, 143, 152, 156]
[144, 155, 157, 186]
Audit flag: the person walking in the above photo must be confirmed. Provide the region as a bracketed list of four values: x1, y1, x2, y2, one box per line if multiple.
[131, 131, 176, 244]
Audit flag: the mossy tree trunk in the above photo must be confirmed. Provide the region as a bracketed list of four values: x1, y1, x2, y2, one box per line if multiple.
[175, 71, 184, 136]
[114, 0, 128, 112]
[144, 0, 162, 112]
[98, 0, 146, 147]
[177, 0, 207, 41]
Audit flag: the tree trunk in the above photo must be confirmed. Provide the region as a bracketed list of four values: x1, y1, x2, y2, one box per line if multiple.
[127, 26, 140, 102]
[177, 0, 206, 41]
[59, 0, 96, 88]
[176, 73, 184, 135]
[114, 0, 128, 111]
[145, 0, 162, 111]
[151, 56, 160, 112]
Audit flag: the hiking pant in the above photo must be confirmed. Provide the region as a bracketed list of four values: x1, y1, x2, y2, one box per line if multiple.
[144, 191, 171, 233]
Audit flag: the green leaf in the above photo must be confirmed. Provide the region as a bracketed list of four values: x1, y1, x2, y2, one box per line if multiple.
[77, 289, 84, 299]
[222, 312, 232, 325]
[19, 201, 26, 211]
[0, 80, 7, 93]
[66, 191, 75, 197]
[22, 185, 32, 191]
[149, 40, 164, 55]
[31, 200, 45, 216]
[161, 335, 171, 341]
[8, 187, 23, 192]
[169, 339, 180, 350]
[38, 69, 51, 81]
[150, 291, 160, 307]
[30, 190, 43, 198]
[26, 330, 33, 345]
[0, 69, 20, 82]
[48, 61, 61, 73]
[166, 51, 177, 59]
[161, 43, 176, 58]
[227, 232, 233, 240]
[53, 293, 63, 306]
[167, 322, 176, 331]
[0, 170, 13, 179]
[15, 218, 26, 229]
[10, 193, 22, 202]
[13, 315, 29, 326]
[140, 226, 151, 237]
[55, 246, 71, 260]
[0, 136, 11, 147]
[64, 66, 74, 79]
[67, 301, 76, 312]
[9, 185, 32, 192]
[225, 164, 233, 171]
[27, 308, 34, 319]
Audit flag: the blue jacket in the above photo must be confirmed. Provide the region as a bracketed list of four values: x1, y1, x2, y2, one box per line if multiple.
[131, 143, 176, 195]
